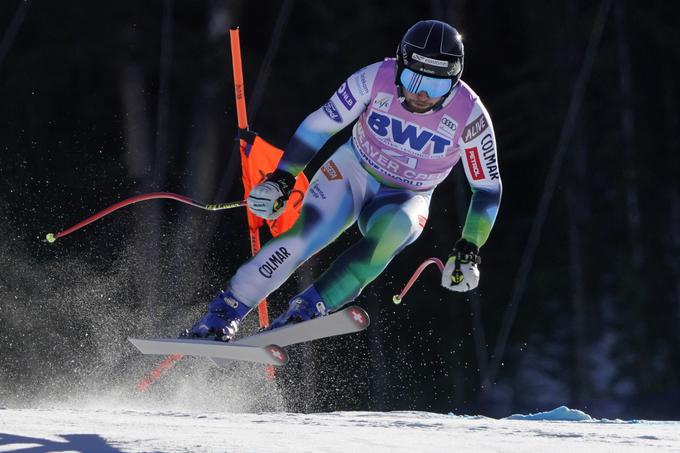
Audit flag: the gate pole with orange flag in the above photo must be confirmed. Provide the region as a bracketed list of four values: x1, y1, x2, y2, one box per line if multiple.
[135, 26, 310, 391]
[229, 26, 275, 379]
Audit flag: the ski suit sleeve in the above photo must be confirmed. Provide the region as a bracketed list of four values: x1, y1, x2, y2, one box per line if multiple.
[458, 99, 502, 248]
[276, 62, 381, 176]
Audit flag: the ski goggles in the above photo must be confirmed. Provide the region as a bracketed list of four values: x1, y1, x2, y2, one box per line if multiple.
[399, 68, 453, 98]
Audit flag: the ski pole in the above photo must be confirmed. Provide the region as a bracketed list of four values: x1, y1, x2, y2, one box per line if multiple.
[393, 257, 445, 304]
[45, 192, 246, 243]
[136, 354, 183, 391]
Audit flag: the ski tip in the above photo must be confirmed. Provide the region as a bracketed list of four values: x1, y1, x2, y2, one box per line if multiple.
[344, 306, 370, 329]
[264, 344, 289, 365]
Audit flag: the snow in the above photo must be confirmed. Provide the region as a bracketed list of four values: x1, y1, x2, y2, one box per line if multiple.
[2, 406, 679, 452]
[506, 405, 592, 421]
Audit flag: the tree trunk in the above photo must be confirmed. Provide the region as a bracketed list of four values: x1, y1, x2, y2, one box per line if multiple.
[565, 136, 588, 406]
[0, 0, 32, 74]
[563, 0, 589, 409]
[616, 0, 650, 391]
[117, 15, 160, 312]
[120, 64, 152, 181]
[615, 0, 643, 273]
[662, 69, 680, 345]
[169, 0, 238, 293]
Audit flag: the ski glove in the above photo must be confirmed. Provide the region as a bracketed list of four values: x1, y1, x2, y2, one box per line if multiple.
[247, 169, 296, 220]
[441, 238, 481, 292]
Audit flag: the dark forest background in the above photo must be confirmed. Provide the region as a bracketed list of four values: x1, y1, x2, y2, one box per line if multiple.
[1, 0, 679, 419]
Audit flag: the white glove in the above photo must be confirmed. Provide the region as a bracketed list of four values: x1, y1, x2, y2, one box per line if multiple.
[247, 169, 296, 220]
[441, 239, 481, 292]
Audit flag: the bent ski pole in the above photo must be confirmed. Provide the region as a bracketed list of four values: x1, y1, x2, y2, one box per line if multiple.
[393, 257, 445, 304]
[45, 192, 246, 243]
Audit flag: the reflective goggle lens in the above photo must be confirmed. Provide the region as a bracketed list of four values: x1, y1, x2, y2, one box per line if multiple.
[399, 68, 453, 98]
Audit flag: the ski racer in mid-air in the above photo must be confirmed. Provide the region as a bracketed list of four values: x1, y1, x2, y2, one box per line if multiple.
[184, 19, 502, 340]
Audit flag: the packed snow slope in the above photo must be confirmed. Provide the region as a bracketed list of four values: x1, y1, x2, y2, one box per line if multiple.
[1, 406, 679, 453]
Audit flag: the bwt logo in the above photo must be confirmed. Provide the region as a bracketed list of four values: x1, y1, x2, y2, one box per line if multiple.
[367, 111, 450, 154]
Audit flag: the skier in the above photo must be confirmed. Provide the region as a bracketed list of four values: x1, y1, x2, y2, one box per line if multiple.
[184, 19, 502, 341]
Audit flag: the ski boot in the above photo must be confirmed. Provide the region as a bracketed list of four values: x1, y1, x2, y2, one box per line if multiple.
[269, 285, 328, 330]
[181, 290, 251, 341]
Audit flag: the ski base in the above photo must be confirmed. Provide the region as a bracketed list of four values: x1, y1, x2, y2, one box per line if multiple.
[128, 337, 288, 366]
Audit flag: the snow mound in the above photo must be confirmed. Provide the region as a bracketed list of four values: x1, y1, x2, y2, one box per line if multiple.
[506, 405, 593, 421]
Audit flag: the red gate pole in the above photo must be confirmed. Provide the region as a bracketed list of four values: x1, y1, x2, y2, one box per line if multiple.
[229, 26, 275, 379]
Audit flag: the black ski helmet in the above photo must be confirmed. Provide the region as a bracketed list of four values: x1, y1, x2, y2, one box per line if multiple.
[396, 20, 464, 89]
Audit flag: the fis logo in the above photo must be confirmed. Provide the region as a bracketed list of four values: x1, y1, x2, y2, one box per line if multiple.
[373, 92, 393, 112]
[367, 111, 451, 155]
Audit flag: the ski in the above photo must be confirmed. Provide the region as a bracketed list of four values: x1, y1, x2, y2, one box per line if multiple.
[234, 305, 370, 348]
[128, 337, 288, 366]
[209, 305, 369, 368]
[131, 306, 368, 368]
